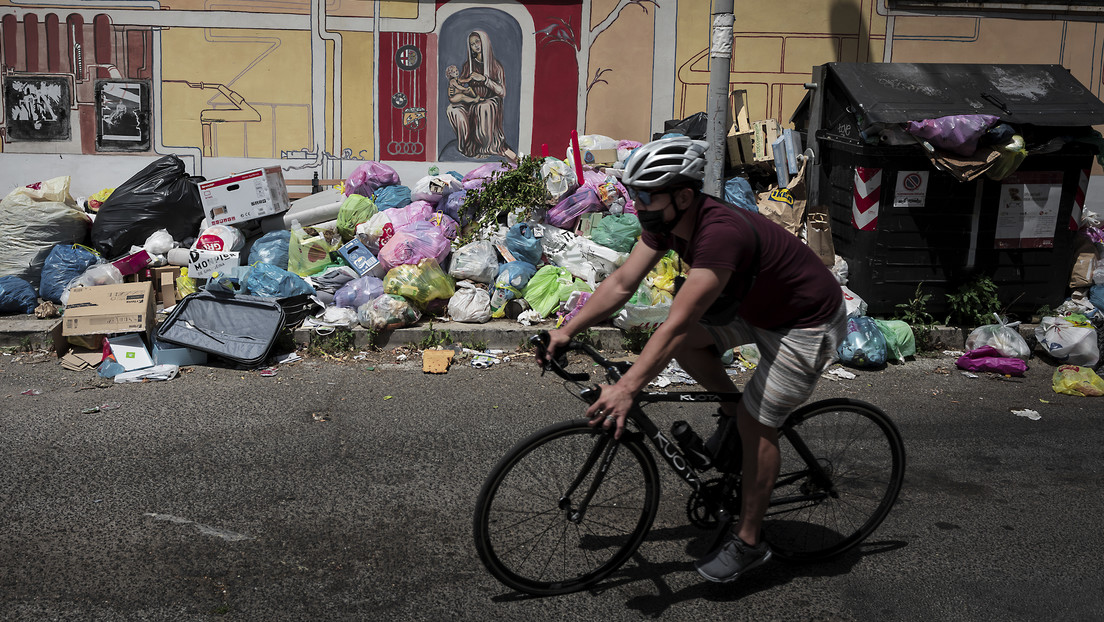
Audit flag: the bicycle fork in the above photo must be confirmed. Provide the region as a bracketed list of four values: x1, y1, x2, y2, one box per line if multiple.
[558, 432, 620, 523]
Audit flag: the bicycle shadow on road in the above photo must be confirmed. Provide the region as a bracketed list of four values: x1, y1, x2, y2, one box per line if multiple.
[609, 526, 908, 616]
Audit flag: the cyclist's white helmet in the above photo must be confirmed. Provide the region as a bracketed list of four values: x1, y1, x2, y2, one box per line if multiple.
[622, 136, 709, 190]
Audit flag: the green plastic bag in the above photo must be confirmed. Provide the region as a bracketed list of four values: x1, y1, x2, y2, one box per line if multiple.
[336, 194, 378, 242]
[383, 258, 455, 307]
[590, 214, 641, 253]
[288, 223, 342, 277]
[523, 266, 593, 318]
[873, 319, 916, 361]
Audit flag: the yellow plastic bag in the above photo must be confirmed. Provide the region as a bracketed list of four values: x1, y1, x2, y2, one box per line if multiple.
[646, 251, 686, 298]
[88, 187, 115, 211]
[383, 258, 455, 306]
[176, 267, 197, 298]
[1052, 365, 1104, 397]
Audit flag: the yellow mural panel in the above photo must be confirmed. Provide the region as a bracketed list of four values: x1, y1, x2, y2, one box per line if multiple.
[341, 30, 375, 160]
[585, 1, 657, 142]
[159, 27, 313, 156]
[381, 0, 418, 19]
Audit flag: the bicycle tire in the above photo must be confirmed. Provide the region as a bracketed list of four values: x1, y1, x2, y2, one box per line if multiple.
[764, 398, 905, 562]
[473, 419, 660, 595]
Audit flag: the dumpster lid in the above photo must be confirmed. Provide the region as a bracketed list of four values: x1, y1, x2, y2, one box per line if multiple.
[825, 62, 1104, 126]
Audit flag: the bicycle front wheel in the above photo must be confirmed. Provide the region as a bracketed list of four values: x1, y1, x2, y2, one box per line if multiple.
[765, 399, 905, 562]
[473, 420, 660, 596]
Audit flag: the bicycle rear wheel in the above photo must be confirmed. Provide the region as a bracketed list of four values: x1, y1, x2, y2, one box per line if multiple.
[473, 420, 660, 596]
[765, 398, 905, 562]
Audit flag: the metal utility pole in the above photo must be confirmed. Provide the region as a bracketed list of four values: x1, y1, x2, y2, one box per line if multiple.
[704, 0, 734, 196]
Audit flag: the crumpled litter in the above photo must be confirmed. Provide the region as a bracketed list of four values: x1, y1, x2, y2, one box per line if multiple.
[114, 364, 179, 383]
[1012, 409, 1041, 420]
[472, 354, 501, 369]
[517, 309, 544, 326]
[827, 368, 856, 380]
[650, 360, 697, 386]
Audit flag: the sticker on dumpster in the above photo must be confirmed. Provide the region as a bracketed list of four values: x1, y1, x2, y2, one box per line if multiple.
[892, 171, 928, 208]
[994, 171, 1063, 249]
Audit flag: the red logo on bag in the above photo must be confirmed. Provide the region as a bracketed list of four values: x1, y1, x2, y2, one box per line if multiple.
[197, 234, 226, 251]
[378, 223, 396, 247]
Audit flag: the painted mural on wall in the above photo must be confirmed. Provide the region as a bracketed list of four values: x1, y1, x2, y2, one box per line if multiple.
[3, 75, 71, 141]
[1, 0, 1104, 178]
[438, 9, 521, 161]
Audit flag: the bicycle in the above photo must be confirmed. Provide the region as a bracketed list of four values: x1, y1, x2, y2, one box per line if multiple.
[473, 334, 906, 596]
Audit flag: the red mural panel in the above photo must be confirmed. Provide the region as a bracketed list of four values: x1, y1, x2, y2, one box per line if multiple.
[524, 2, 581, 155]
[379, 31, 430, 161]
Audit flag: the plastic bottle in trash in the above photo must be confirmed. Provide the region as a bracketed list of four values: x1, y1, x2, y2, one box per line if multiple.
[290, 218, 308, 241]
[489, 287, 510, 314]
[670, 421, 712, 470]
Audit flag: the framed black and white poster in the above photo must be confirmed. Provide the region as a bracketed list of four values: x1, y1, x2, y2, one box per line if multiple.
[3, 75, 72, 141]
[95, 80, 151, 152]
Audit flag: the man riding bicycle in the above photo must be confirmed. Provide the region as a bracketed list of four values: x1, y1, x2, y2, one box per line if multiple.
[538, 136, 847, 584]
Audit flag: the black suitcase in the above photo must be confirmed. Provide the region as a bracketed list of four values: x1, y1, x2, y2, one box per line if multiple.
[156, 290, 285, 367]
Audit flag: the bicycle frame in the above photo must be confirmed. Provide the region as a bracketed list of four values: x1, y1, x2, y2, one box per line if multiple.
[560, 389, 836, 528]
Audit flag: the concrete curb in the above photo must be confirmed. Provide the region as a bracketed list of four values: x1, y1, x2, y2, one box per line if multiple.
[1, 312, 1040, 353]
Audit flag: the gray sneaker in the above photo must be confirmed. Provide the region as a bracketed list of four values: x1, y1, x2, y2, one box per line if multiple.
[694, 535, 773, 583]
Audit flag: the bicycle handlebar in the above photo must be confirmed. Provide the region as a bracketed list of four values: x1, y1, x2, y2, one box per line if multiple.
[530, 332, 631, 388]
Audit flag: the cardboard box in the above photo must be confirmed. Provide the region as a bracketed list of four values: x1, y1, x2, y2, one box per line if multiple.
[108, 333, 154, 371]
[63, 282, 155, 338]
[198, 166, 291, 227]
[727, 127, 755, 166]
[729, 90, 752, 133]
[338, 237, 381, 276]
[152, 338, 208, 366]
[581, 148, 618, 166]
[187, 250, 240, 279]
[752, 119, 781, 162]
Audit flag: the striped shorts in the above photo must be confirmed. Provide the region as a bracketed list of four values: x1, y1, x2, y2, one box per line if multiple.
[703, 300, 847, 428]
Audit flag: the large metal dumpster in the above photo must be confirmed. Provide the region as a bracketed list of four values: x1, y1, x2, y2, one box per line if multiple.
[795, 62, 1104, 318]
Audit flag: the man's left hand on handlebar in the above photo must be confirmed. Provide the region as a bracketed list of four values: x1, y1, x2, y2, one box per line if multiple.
[585, 383, 634, 440]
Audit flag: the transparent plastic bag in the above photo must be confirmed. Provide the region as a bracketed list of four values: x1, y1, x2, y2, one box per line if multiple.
[837, 316, 888, 368]
[382, 258, 455, 306]
[1052, 364, 1104, 397]
[358, 293, 421, 331]
[965, 315, 1030, 360]
[378, 221, 451, 271]
[449, 240, 499, 284]
[61, 263, 124, 306]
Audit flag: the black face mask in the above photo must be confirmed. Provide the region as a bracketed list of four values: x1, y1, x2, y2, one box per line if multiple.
[637, 198, 683, 236]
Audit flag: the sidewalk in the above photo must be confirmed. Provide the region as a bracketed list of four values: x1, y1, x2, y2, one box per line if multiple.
[0, 311, 1028, 353]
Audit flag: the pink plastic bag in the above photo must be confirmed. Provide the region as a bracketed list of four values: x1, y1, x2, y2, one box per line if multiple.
[462, 162, 512, 191]
[345, 161, 400, 197]
[546, 187, 602, 229]
[378, 221, 451, 271]
[429, 212, 459, 240]
[389, 201, 434, 232]
[955, 345, 1028, 376]
[905, 115, 1000, 157]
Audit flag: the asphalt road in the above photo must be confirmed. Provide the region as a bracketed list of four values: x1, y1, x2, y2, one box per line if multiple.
[1, 346, 1102, 621]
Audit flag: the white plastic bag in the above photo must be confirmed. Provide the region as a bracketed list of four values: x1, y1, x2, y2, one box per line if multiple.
[448, 281, 492, 323]
[411, 174, 462, 205]
[356, 211, 394, 251]
[60, 263, 124, 306]
[831, 255, 849, 285]
[143, 228, 176, 255]
[1035, 316, 1100, 366]
[965, 314, 1030, 360]
[538, 225, 628, 288]
[449, 240, 499, 284]
[541, 158, 577, 203]
[841, 285, 866, 318]
[613, 302, 671, 331]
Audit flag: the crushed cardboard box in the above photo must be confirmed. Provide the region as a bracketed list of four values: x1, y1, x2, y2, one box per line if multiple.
[423, 349, 455, 374]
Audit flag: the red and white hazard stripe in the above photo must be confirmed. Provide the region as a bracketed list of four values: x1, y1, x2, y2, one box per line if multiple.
[852, 167, 881, 231]
[1071, 168, 1089, 230]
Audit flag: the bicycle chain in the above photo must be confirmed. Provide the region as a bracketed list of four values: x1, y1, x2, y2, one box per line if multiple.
[685, 474, 742, 529]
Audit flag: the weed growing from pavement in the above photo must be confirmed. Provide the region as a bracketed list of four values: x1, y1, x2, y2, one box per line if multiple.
[573, 328, 601, 349]
[621, 326, 655, 353]
[308, 328, 357, 357]
[945, 275, 1001, 327]
[895, 283, 937, 352]
[463, 339, 489, 352]
[417, 320, 454, 350]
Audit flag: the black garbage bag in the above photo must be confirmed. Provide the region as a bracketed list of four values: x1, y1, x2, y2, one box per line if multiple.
[91, 155, 205, 258]
[655, 111, 709, 141]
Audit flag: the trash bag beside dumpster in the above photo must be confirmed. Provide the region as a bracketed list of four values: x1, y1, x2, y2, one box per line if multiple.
[91, 155, 205, 259]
